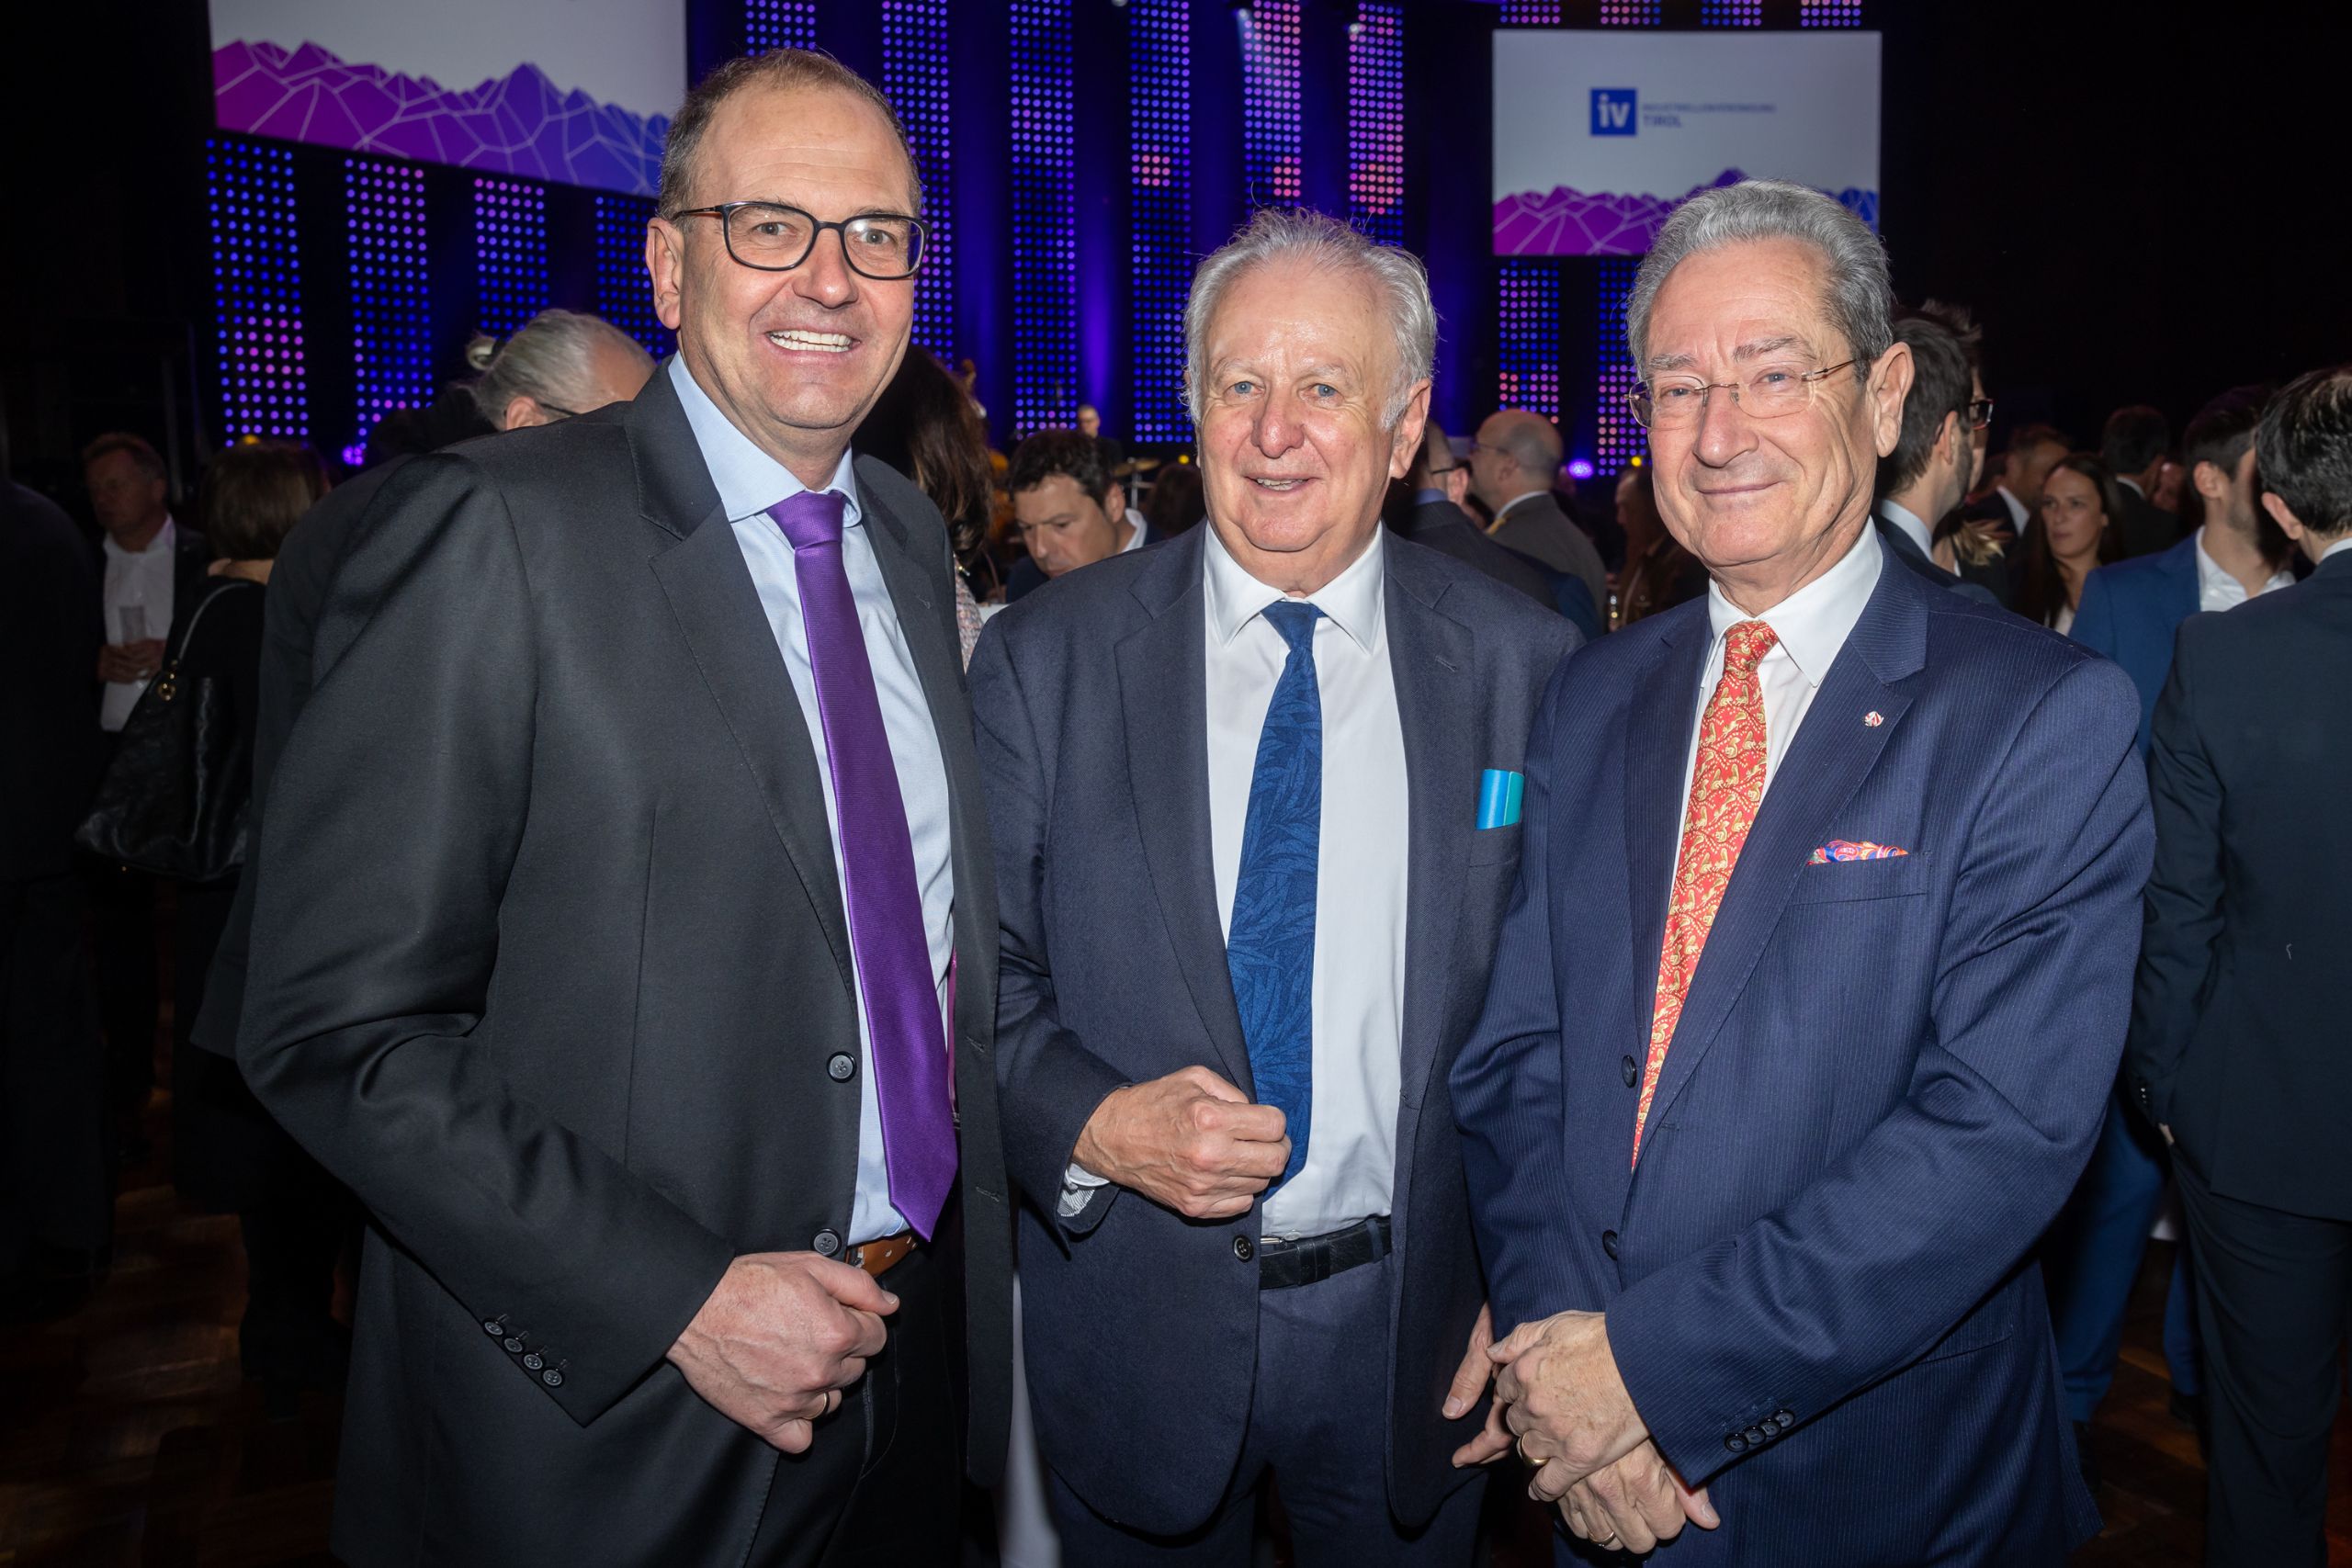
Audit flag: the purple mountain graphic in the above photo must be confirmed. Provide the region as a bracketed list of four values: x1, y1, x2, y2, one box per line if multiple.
[1494, 170, 1878, 256]
[214, 39, 668, 197]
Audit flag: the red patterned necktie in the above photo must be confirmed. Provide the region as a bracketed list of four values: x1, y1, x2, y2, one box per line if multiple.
[1633, 618, 1780, 1166]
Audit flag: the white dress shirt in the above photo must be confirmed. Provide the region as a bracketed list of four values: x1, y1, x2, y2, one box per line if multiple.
[1877, 498, 1935, 562]
[1676, 525, 1884, 863]
[1121, 506, 1149, 551]
[1995, 486, 2029, 534]
[99, 517, 177, 731]
[670, 355, 956, 1246]
[2194, 525, 2297, 613]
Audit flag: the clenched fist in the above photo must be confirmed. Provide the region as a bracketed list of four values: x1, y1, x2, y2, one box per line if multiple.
[1072, 1066, 1290, 1220]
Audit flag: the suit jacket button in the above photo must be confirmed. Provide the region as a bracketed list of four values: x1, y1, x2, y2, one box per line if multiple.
[1233, 1235, 1255, 1263]
[1600, 1229, 1619, 1259]
[827, 1053, 856, 1082]
[524, 1353, 545, 1371]
[1746, 1426, 1767, 1446]
[1621, 1055, 1639, 1088]
[542, 1369, 563, 1388]
[814, 1229, 842, 1258]
[1724, 1435, 1747, 1454]
[1773, 1409, 1794, 1428]
[503, 1337, 525, 1353]
[481, 1319, 504, 1337]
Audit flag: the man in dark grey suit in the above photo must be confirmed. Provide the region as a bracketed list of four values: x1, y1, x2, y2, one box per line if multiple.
[238, 51, 1008, 1566]
[1388, 417, 1555, 609]
[1873, 310, 2001, 609]
[1468, 406, 1609, 620]
[975, 210, 1576, 1564]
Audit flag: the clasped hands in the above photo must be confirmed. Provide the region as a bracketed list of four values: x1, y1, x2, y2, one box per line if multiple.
[1450, 1309, 1719, 1556]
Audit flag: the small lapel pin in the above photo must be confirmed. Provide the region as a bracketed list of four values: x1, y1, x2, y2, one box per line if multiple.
[1863, 711, 1884, 728]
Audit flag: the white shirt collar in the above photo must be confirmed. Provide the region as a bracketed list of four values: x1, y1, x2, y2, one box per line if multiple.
[2323, 536, 2352, 564]
[1203, 522, 1386, 654]
[669, 354, 862, 527]
[1996, 485, 2028, 529]
[102, 516, 175, 560]
[1120, 506, 1149, 553]
[2194, 525, 2296, 604]
[2119, 476, 2145, 498]
[1877, 497, 1934, 559]
[1495, 489, 1549, 522]
[1704, 524, 1884, 690]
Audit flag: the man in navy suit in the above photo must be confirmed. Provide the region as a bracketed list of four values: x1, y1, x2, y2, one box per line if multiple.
[1453, 180, 2152, 1563]
[1871, 308, 1999, 609]
[2046, 385, 2290, 1461]
[975, 209, 1576, 1563]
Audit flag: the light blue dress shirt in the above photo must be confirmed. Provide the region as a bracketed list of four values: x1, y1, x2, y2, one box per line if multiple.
[668, 355, 956, 1246]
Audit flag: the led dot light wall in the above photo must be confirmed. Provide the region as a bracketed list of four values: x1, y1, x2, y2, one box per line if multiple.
[1499, 1, 1563, 22]
[882, 0, 955, 356]
[473, 177, 550, 336]
[209, 138, 308, 441]
[345, 157, 430, 464]
[1701, 0, 1765, 24]
[744, 0, 819, 52]
[1010, 0, 1079, 434]
[1593, 257, 1646, 474]
[1800, 0, 1865, 24]
[1347, 3, 1405, 248]
[1239, 1, 1303, 204]
[594, 194, 673, 358]
[1128, 0, 1192, 441]
[1497, 262, 1561, 423]
[1599, 0, 1665, 24]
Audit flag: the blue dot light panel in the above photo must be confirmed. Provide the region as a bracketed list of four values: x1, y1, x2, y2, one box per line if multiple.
[595, 194, 673, 358]
[1010, 0, 1079, 434]
[1800, 0, 1866, 24]
[1497, 262, 1560, 423]
[1347, 4, 1405, 248]
[1595, 257, 1646, 473]
[882, 0, 954, 356]
[1499, 2, 1563, 22]
[1239, 1, 1303, 204]
[1701, 0, 1765, 24]
[345, 157, 431, 464]
[209, 139, 308, 441]
[1599, 0, 1664, 23]
[474, 177, 550, 336]
[1129, 0, 1192, 441]
[744, 0, 819, 52]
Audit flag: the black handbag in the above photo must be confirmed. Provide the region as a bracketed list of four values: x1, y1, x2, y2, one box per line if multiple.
[75, 577, 260, 883]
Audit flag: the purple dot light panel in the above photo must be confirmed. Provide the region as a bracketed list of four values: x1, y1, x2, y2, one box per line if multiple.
[1347, 4, 1405, 249]
[744, 0, 819, 54]
[345, 157, 432, 464]
[1801, 0, 1866, 24]
[1239, 1, 1303, 205]
[474, 177, 550, 336]
[1128, 0, 1192, 443]
[882, 0, 954, 357]
[209, 139, 309, 441]
[1497, 262, 1561, 423]
[1599, 0, 1665, 24]
[1010, 0, 1079, 434]
[207, 0, 685, 197]
[1499, 2, 1563, 22]
[595, 194, 673, 358]
[1594, 257, 1646, 475]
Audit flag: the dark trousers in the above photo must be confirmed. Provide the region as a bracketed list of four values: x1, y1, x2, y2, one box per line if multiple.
[2174, 1158, 2352, 1568]
[743, 1237, 964, 1568]
[1046, 1250, 1486, 1567]
[82, 853, 159, 1133]
[0, 874, 110, 1263]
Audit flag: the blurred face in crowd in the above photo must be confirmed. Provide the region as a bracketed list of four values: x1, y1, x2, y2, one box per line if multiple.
[2195, 446, 2262, 535]
[1968, 373, 1990, 491]
[1467, 412, 1548, 511]
[2009, 437, 2068, 506]
[2153, 457, 2187, 513]
[1076, 404, 1102, 438]
[1640, 237, 1909, 610]
[85, 450, 168, 544]
[649, 84, 918, 484]
[1012, 473, 1128, 579]
[2040, 466, 2110, 564]
[1197, 257, 1430, 594]
[500, 339, 657, 430]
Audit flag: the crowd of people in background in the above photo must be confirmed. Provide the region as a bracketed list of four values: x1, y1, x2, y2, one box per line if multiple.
[4, 48, 2352, 1568]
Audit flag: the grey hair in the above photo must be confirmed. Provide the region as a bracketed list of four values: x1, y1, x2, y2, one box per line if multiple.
[466, 309, 653, 423]
[1625, 178, 1893, 373]
[1182, 209, 1436, 427]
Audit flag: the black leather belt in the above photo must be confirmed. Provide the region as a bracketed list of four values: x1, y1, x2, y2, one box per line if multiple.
[1258, 1214, 1391, 1292]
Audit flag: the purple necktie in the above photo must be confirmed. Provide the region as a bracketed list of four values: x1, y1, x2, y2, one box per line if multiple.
[767, 489, 956, 1239]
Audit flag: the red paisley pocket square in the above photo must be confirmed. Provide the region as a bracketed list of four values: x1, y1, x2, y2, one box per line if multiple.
[1807, 840, 1910, 864]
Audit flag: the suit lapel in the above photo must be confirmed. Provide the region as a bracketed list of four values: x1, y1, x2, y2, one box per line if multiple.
[1116, 531, 1254, 1092]
[635, 375, 857, 997]
[1624, 604, 1710, 1043]
[1638, 565, 1928, 1141]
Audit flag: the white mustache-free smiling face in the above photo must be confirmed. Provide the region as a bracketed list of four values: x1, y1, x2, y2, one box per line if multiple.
[1196, 258, 1429, 594]
[647, 83, 918, 486]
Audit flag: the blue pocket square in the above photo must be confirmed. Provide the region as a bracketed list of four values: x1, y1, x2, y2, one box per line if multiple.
[1477, 769, 1524, 829]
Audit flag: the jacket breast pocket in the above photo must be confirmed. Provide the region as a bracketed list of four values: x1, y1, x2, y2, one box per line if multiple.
[1785, 852, 1928, 904]
[1467, 822, 1523, 868]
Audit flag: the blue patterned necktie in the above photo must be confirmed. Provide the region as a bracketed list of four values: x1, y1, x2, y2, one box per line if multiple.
[1227, 601, 1323, 1190]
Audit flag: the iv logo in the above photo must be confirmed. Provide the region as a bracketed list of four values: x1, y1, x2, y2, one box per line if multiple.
[1591, 88, 1637, 136]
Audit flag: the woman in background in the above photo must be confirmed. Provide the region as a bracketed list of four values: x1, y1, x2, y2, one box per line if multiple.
[857, 344, 1001, 660]
[2016, 453, 2125, 632]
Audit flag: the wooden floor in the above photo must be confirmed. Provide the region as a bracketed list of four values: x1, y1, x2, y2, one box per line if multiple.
[5, 1091, 2346, 1565]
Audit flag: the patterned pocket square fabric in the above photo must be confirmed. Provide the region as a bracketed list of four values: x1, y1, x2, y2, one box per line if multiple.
[1808, 840, 1910, 864]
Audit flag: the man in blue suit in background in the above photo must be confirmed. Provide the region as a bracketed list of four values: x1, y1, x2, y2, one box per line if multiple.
[2049, 385, 2292, 1466]
[974, 210, 1575, 1563]
[1453, 180, 2153, 1563]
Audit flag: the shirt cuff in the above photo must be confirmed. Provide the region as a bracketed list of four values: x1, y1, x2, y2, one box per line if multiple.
[1057, 1162, 1110, 1218]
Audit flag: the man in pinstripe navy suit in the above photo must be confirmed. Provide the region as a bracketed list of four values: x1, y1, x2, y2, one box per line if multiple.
[1454, 180, 2153, 1563]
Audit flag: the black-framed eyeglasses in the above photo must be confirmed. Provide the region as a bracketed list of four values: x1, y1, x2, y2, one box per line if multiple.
[1427, 463, 1462, 478]
[668, 200, 928, 279]
[1967, 396, 1996, 431]
[1627, 359, 1859, 431]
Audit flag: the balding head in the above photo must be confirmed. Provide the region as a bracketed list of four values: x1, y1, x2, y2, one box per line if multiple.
[1468, 409, 1563, 512]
